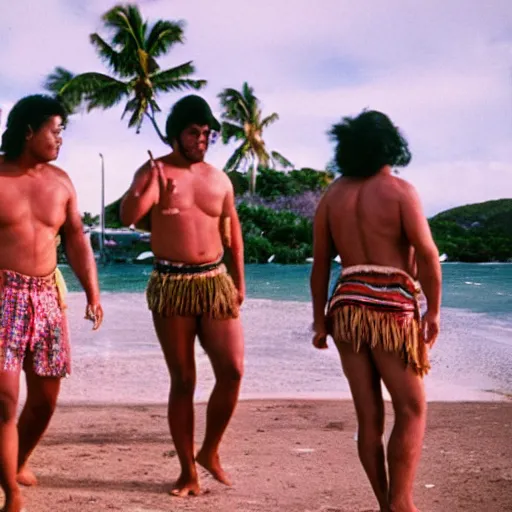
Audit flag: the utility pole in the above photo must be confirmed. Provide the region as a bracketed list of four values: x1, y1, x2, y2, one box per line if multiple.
[99, 153, 106, 264]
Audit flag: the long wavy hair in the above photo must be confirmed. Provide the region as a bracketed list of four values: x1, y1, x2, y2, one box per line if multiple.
[329, 110, 411, 178]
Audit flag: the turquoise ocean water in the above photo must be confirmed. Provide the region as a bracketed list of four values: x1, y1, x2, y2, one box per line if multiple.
[59, 262, 512, 317]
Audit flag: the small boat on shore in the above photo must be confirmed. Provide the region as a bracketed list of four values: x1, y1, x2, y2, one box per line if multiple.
[136, 251, 154, 261]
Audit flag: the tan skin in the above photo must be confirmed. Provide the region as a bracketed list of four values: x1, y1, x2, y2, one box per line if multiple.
[120, 123, 245, 497]
[310, 166, 441, 512]
[0, 116, 103, 512]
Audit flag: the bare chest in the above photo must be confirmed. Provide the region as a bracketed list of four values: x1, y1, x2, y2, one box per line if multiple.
[0, 177, 68, 228]
[164, 172, 226, 217]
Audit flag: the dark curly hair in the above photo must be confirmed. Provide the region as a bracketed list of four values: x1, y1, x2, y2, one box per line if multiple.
[165, 94, 220, 144]
[1, 94, 68, 161]
[329, 110, 411, 178]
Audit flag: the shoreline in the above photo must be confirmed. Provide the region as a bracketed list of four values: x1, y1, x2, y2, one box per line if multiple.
[18, 386, 510, 411]
[58, 260, 512, 266]
[49, 394, 512, 409]
[43, 387, 512, 406]
[24, 292, 510, 405]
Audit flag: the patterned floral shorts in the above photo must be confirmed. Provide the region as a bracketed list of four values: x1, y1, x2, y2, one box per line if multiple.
[0, 270, 70, 378]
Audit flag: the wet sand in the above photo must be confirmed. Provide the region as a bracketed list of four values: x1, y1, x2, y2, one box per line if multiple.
[11, 399, 512, 512]
[25, 293, 511, 406]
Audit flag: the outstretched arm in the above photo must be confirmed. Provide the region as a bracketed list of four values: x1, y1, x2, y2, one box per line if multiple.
[61, 178, 103, 329]
[222, 184, 245, 304]
[310, 192, 335, 348]
[120, 161, 158, 227]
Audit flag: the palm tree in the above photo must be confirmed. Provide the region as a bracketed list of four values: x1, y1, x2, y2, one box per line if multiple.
[218, 82, 293, 194]
[44, 4, 206, 143]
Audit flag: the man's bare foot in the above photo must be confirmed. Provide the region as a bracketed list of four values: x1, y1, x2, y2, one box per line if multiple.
[169, 474, 200, 497]
[196, 449, 232, 486]
[17, 465, 38, 486]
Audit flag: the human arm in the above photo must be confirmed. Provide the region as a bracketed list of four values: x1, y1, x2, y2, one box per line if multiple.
[222, 184, 245, 305]
[400, 182, 442, 345]
[119, 161, 158, 227]
[310, 193, 335, 349]
[61, 178, 103, 330]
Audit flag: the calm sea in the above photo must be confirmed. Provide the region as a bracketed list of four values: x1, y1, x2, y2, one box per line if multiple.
[59, 262, 512, 317]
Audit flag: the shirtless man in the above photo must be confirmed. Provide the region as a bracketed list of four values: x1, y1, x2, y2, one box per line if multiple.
[120, 95, 244, 497]
[310, 110, 441, 512]
[0, 95, 103, 512]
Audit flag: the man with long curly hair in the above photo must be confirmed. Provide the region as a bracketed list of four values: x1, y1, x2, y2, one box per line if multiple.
[310, 110, 442, 512]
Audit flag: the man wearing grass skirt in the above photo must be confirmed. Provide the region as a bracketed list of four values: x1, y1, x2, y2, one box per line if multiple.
[121, 95, 245, 497]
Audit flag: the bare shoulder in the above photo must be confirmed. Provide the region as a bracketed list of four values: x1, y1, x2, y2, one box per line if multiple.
[137, 158, 152, 173]
[131, 157, 152, 178]
[320, 176, 344, 204]
[46, 163, 69, 178]
[392, 175, 421, 202]
[203, 162, 233, 190]
[202, 162, 227, 178]
[327, 176, 344, 193]
[45, 163, 75, 192]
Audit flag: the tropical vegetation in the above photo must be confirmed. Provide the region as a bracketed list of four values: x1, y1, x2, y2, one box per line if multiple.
[44, 4, 205, 143]
[429, 199, 512, 262]
[89, 197, 512, 265]
[41, 4, 511, 265]
[218, 83, 293, 194]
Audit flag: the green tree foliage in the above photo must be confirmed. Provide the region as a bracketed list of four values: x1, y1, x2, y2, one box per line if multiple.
[82, 211, 100, 226]
[430, 199, 512, 262]
[237, 203, 313, 263]
[44, 4, 206, 143]
[218, 82, 293, 194]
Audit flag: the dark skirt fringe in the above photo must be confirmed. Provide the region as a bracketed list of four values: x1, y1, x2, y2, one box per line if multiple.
[146, 265, 239, 319]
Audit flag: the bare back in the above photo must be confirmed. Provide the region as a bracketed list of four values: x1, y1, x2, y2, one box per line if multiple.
[325, 172, 416, 275]
[0, 161, 72, 276]
[148, 157, 232, 264]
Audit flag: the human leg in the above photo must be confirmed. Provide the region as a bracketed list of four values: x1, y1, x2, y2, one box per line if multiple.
[153, 313, 200, 496]
[195, 316, 244, 485]
[337, 343, 389, 511]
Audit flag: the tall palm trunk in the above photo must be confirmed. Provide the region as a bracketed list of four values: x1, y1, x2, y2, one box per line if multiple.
[218, 83, 293, 186]
[249, 155, 259, 195]
[145, 110, 168, 144]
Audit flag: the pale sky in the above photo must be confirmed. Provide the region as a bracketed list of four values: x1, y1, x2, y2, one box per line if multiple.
[0, 0, 511, 217]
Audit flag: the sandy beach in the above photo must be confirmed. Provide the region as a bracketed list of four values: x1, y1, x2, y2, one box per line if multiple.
[19, 293, 511, 405]
[12, 400, 512, 512]
[7, 293, 512, 511]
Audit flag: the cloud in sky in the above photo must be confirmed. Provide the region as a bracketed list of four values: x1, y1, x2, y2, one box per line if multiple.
[0, 0, 511, 216]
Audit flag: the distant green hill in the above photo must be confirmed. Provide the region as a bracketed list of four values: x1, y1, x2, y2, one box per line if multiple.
[429, 199, 512, 262]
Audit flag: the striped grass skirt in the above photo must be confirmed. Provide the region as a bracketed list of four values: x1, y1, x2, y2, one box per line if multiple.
[327, 265, 430, 376]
